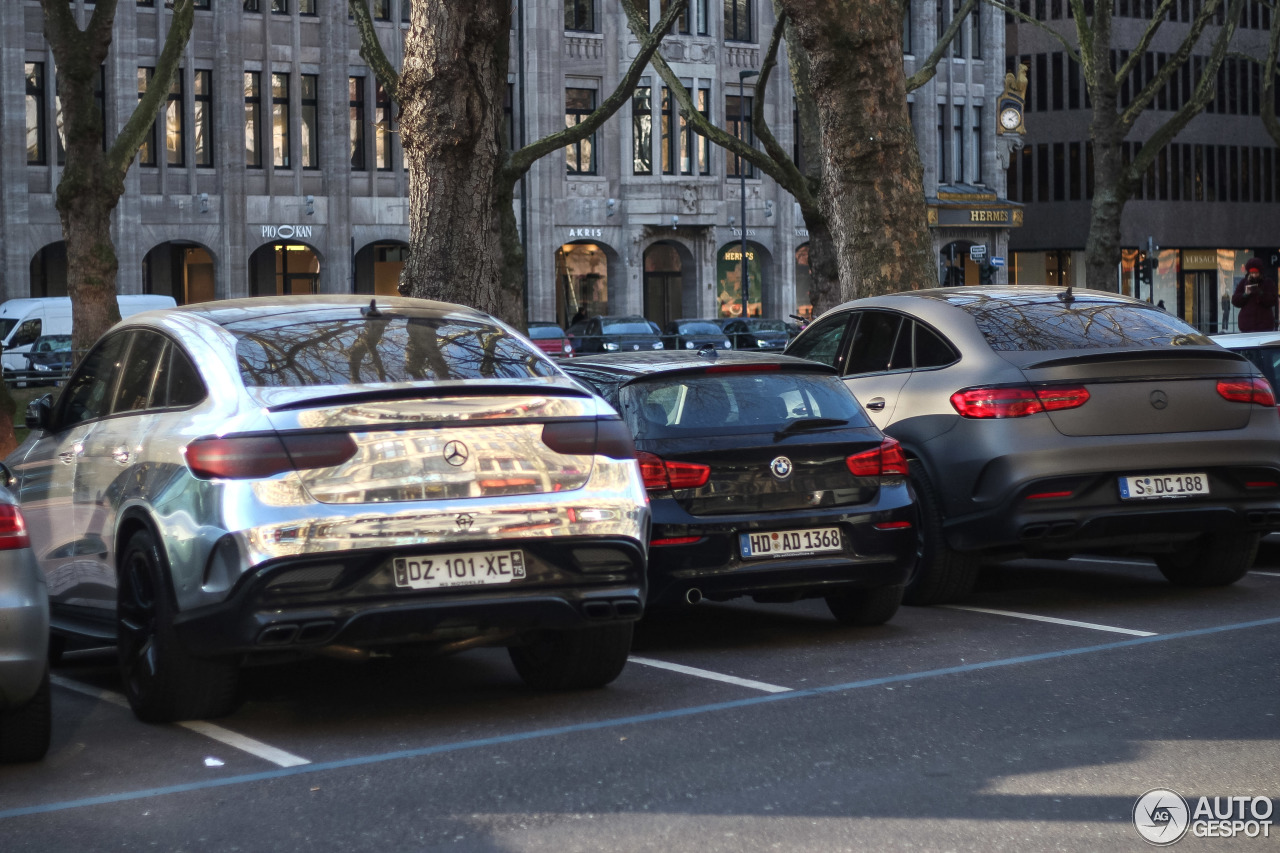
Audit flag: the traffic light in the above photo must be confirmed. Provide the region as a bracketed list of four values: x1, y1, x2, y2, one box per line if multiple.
[1137, 257, 1153, 286]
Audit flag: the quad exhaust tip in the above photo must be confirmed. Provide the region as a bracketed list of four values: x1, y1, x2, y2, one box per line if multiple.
[685, 588, 703, 605]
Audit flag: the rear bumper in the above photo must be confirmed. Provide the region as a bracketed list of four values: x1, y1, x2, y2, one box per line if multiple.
[0, 549, 49, 710]
[173, 536, 646, 656]
[646, 481, 916, 605]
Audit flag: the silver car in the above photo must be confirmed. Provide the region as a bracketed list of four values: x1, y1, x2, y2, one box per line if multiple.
[9, 296, 650, 722]
[0, 483, 50, 762]
[786, 286, 1280, 603]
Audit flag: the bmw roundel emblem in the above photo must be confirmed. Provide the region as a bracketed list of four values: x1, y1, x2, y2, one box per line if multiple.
[770, 456, 794, 480]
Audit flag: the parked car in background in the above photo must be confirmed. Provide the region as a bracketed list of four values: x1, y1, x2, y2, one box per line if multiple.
[661, 319, 732, 351]
[9, 296, 650, 722]
[719, 318, 792, 351]
[563, 351, 916, 625]
[526, 322, 574, 358]
[567, 315, 665, 354]
[20, 334, 73, 386]
[785, 286, 1280, 604]
[1211, 331, 1280, 396]
[0, 295, 175, 381]
[0, 485, 50, 763]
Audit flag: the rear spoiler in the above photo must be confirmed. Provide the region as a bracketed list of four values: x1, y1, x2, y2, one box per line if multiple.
[263, 382, 591, 412]
[1010, 347, 1246, 370]
[617, 360, 837, 388]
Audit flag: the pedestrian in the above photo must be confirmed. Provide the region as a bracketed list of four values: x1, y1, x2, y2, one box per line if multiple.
[569, 306, 587, 327]
[1156, 299, 1167, 311]
[1230, 259, 1278, 332]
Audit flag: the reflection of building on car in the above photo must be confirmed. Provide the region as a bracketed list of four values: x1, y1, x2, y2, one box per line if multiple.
[564, 351, 916, 625]
[0, 487, 50, 763]
[21, 334, 73, 384]
[7, 296, 650, 723]
[785, 286, 1280, 604]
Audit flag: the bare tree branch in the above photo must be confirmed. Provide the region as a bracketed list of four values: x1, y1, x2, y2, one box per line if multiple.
[1118, 0, 1228, 130]
[984, 0, 1082, 62]
[620, 0, 815, 208]
[108, 0, 195, 176]
[1113, 0, 1178, 84]
[505, 0, 687, 177]
[752, 9, 799, 180]
[906, 0, 979, 92]
[348, 0, 399, 104]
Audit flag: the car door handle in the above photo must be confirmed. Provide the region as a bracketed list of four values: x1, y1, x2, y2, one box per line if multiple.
[112, 447, 131, 465]
[865, 397, 887, 411]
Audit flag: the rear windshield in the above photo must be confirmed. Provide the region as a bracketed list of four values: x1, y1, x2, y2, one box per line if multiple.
[527, 325, 565, 340]
[962, 299, 1214, 351]
[677, 322, 724, 335]
[602, 320, 654, 335]
[618, 371, 870, 438]
[234, 317, 556, 387]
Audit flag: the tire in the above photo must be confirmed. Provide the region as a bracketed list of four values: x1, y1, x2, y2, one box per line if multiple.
[509, 622, 633, 690]
[825, 584, 904, 626]
[903, 462, 979, 606]
[1155, 532, 1258, 587]
[0, 668, 51, 763]
[117, 529, 239, 723]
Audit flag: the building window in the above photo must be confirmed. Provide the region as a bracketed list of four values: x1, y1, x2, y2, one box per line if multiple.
[504, 82, 516, 151]
[952, 104, 964, 182]
[565, 0, 594, 32]
[166, 71, 185, 166]
[661, 86, 677, 174]
[726, 94, 754, 177]
[661, 0, 702, 34]
[375, 82, 394, 170]
[402, 0, 411, 23]
[696, 87, 710, 174]
[244, 0, 260, 10]
[350, 76, 366, 170]
[565, 87, 596, 175]
[633, 85, 652, 175]
[272, 0, 289, 14]
[299, 0, 316, 13]
[724, 0, 752, 42]
[194, 69, 212, 167]
[373, 0, 391, 21]
[970, 3, 981, 59]
[971, 105, 982, 184]
[301, 74, 318, 169]
[26, 62, 46, 165]
[245, 71, 262, 168]
[936, 103, 947, 183]
[137, 67, 157, 167]
[272, 72, 290, 168]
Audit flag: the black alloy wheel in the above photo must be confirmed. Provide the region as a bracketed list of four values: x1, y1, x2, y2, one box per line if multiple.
[902, 461, 979, 606]
[116, 529, 240, 723]
[1154, 531, 1258, 587]
[508, 622, 633, 690]
[825, 584, 905, 626]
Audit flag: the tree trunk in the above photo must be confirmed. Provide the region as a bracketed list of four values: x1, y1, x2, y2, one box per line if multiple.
[1082, 133, 1131, 293]
[777, 0, 934, 299]
[0, 381, 17, 459]
[398, 1, 521, 326]
[59, 162, 126, 355]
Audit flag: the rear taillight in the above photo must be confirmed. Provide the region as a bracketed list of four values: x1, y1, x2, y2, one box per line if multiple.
[846, 438, 909, 478]
[1217, 377, 1276, 407]
[184, 433, 357, 480]
[0, 505, 30, 550]
[950, 385, 1090, 418]
[541, 419, 636, 460]
[635, 451, 711, 491]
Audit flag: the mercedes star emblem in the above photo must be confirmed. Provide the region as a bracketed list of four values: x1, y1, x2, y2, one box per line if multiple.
[443, 440, 469, 466]
[770, 456, 794, 480]
[1150, 390, 1168, 410]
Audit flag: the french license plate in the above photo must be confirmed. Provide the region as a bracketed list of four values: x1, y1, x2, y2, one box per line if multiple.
[393, 549, 526, 590]
[1118, 472, 1209, 500]
[740, 527, 842, 559]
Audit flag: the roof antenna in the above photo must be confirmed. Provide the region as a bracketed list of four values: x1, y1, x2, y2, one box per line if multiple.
[361, 299, 381, 317]
[697, 344, 718, 359]
[1057, 286, 1074, 304]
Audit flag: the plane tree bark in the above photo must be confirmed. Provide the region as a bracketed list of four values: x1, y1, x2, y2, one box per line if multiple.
[41, 0, 194, 354]
[349, 0, 686, 328]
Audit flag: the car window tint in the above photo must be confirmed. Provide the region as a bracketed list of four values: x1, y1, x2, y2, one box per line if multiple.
[785, 314, 849, 369]
[601, 320, 654, 335]
[56, 333, 129, 429]
[1236, 347, 1280, 389]
[956, 296, 1213, 351]
[112, 330, 168, 415]
[527, 326, 565, 340]
[846, 311, 905, 375]
[619, 372, 869, 439]
[10, 319, 41, 348]
[677, 322, 723, 335]
[152, 342, 206, 409]
[235, 316, 555, 387]
[914, 323, 958, 368]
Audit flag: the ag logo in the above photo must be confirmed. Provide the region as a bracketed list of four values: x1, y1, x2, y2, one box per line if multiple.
[1133, 788, 1190, 845]
[442, 440, 469, 467]
[769, 456, 794, 480]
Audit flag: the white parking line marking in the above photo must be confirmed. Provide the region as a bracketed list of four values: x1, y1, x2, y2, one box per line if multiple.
[50, 675, 311, 768]
[1251, 571, 1280, 578]
[940, 606, 1158, 637]
[628, 656, 792, 693]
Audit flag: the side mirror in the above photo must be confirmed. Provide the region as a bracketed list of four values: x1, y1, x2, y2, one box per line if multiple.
[24, 394, 53, 432]
[0, 462, 14, 490]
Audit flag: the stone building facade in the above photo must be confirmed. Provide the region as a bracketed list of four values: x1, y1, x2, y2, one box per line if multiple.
[2, 0, 1015, 327]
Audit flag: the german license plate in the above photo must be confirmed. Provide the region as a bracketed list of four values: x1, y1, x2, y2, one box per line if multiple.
[1118, 472, 1209, 500]
[740, 527, 842, 559]
[392, 549, 525, 590]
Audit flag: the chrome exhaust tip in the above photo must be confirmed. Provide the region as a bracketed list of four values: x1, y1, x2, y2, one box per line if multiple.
[685, 588, 703, 605]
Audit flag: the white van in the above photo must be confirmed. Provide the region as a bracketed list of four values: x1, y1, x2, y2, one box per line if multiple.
[0, 295, 177, 376]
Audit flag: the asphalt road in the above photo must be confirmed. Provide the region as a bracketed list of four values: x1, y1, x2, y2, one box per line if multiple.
[2, 547, 1279, 852]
